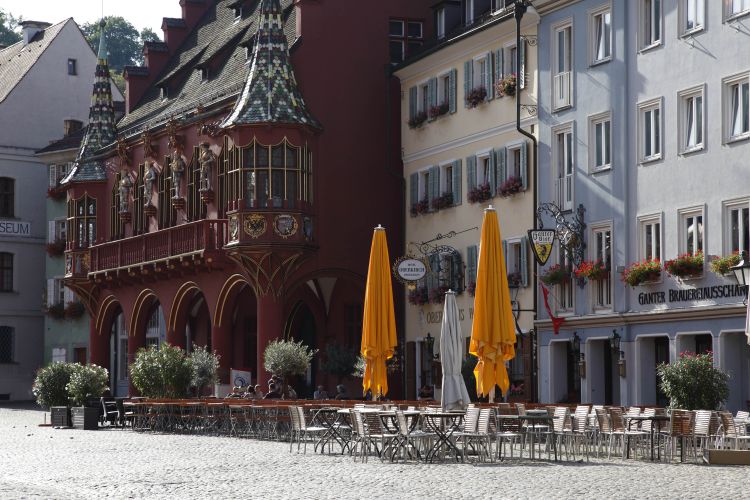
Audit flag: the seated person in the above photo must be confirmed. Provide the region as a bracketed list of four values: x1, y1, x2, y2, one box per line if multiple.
[287, 385, 297, 400]
[313, 385, 328, 400]
[418, 384, 435, 400]
[334, 384, 348, 400]
[253, 384, 264, 399]
[242, 386, 256, 399]
[263, 383, 281, 399]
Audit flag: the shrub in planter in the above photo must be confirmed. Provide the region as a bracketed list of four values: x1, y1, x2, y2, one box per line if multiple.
[46, 239, 66, 257]
[46, 302, 66, 320]
[466, 87, 488, 108]
[320, 344, 358, 382]
[497, 176, 523, 197]
[575, 259, 609, 281]
[33, 362, 76, 409]
[664, 252, 704, 279]
[67, 364, 109, 430]
[408, 286, 429, 305]
[540, 264, 570, 286]
[468, 183, 492, 204]
[408, 111, 428, 129]
[710, 252, 741, 276]
[64, 301, 85, 319]
[496, 73, 517, 97]
[264, 339, 317, 398]
[189, 344, 220, 396]
[657, 351, 729, 410]
[431, 192, 453, 210]
[130, 343, 192, 399]
[410, 199, 429, 217]
[429, 102, 449, 119]
[621, 259, 661, 287]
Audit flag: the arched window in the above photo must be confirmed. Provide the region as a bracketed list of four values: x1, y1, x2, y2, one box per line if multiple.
[67, 195, 96, 249]
[0, 252, 13, 292]
[0, 177, 14, 218]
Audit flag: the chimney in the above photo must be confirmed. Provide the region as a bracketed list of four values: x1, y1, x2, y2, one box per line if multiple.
[64, 119, 83, 137]
[19, 21, 51, 46]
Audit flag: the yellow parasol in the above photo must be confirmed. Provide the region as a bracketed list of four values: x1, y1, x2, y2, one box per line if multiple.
[361, 225, 397, 398]
[469, 206, 516, 397]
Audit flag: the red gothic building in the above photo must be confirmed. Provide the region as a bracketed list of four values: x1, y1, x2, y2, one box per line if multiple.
[63, 0, 433, 396]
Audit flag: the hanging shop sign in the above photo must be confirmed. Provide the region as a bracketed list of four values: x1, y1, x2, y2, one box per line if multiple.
[528, 229, 556, 266]
[393, 256, 427, 284]
[0, 220, 31, 237]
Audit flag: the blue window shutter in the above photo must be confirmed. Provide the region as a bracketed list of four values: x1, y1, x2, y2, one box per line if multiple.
[488, 150, 496, 192]
[409, 86, 417, 121]
[494, 48, 503, 98]
[452, 159, 462, 205]
[467, 245, 478, 285]
[463, 60, 472, 108]
[409, 172, 418, 212]
[496, 148, 507, 188]
[520, 236, 529, 287]
[428, 253, 439, 292]
[429, 165, 440, 207]
[467, 155, 477, 191]
[485, 52, 493, 101]
[427, 77, 438, 120]
[449, 68, 458, 113]
[519, 39, 527, 90]
[520, 140, 529, 190]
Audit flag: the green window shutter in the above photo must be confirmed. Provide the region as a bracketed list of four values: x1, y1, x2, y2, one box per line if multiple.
[496, 148, 507, 189]
[485, 52, 493, 101]
[519, 39, 527, 90]
[488, 150, 496, 192]
[409, 172, 418, 213]
[409, 86, 417, 121]
[467, 156, 477, 191]
[463, 60, 472, 108]
[520, 140, 529, 190]
[429, 165, 440, 207]
[494, 48, 504, 98]
[467, 245, 478, 286]
[427, 78, 438, 120]
[520, 236, 529, 287]
[452, 159, 462, 206]
[449, 68, 458, 113]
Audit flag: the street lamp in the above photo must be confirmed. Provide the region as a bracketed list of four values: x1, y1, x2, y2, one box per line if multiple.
[424, 333, 439, 360]
[730, 250, 750, 304]
[610, 330, 621, 352]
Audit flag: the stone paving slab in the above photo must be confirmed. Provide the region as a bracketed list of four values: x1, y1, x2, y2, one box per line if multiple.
[0, 406, 746, 499]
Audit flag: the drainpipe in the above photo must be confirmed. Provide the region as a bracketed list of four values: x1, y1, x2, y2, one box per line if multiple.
[514, 0, 539, 402]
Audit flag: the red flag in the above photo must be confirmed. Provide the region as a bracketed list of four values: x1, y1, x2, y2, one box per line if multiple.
[541, 283, 566, 335]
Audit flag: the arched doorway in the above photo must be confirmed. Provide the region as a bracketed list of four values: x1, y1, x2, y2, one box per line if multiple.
[186, 292, 211, 353]
[286, 301, 317, 397]
[229, 286, 256, 380]
[145, 302, 167, 349]
[109, 308, 128, 397]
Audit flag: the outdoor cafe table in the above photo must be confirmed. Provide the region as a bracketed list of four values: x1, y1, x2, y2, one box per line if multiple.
[421, 412, 465, 463]
[313, 407, 351, 453]
[627, 414, 670, 461]
[518, 414, 556, 461]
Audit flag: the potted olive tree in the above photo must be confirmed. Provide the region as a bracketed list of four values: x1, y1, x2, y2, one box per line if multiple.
[264, 339, 317, 398]
[33, 362, 76, 427]
[189, 344, 220, 396]
[130, 343, 192, 398]
[67, 364, 109, 430]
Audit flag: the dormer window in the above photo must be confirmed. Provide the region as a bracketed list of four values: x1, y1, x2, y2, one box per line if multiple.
[465, 0, 475, 25]
[234, 6, 243, 19]
[437, 8, 446, 39]
[160, 86, 168, 100]
[198, 67, 208, 82]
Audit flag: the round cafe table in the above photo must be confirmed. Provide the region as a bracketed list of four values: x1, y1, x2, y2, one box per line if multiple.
[421, 412, 465, 463]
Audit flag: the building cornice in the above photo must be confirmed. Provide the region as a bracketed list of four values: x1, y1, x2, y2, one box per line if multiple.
[531, 0, 583, 16]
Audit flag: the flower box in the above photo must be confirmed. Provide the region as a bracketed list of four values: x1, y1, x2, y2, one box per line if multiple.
[575, 260, 610, 281]
[47, 186, 66, 201]
[46, 239, 66, 257]
[496, 73, 517, 97]
[466, 87, 487, 108]
[665, 252, 704, 279]
[50, 406, 71, 428]
[498, 176, 524, 197]
[65, 301, 85, 319]
[408, 286, 429, 306]
[431, 192, 454, 211]
[71, 406, 99, 430]
[540, 264, 571, 286]
[710, 252, 741, 276]
[429, 102, 449, 119]
[468, 183, 492, 204]
[410, 199, 430, 217]
[46, 303, 66, 320]
[621, 259, 662, 287]
[408, 111, 428, 129]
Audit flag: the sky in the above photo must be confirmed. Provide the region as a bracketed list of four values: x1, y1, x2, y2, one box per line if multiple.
[2, 0, 182, 35]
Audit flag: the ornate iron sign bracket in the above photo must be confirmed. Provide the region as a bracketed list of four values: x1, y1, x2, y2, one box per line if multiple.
[536, 202, 587, 268]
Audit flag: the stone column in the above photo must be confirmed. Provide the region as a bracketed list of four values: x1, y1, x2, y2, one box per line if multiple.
[256, 293, 284, 385]
[127, 331, 146, 396]
[211, 323, 232, 385]
[89, 317, 109, 368]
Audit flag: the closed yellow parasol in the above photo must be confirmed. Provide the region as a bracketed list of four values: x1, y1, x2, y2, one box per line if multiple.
[469, 206, 516, 397]
[361, 225, 397, 398]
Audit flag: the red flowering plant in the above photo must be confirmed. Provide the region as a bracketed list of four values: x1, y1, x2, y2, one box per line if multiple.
[429, 102, 449, 119]
[468, 183, 492, 204]
[466, 87, 488, 108]
[620, 258, 661, 287]
[45, 238, 66, 257]
[431, 192, 454, 211]
[410, 199, 430, 217]
[710, 252, 741, 276]
[408, 111, 428, 129]
[496, 73, 517, 97]
[664, 252, 704, 279]
[46, 186, 66, 201]
[540, 264, 570, 286]
[575, 259, 609, 281]
[407, 286, 429, 306]
[497, 176, 524, 197]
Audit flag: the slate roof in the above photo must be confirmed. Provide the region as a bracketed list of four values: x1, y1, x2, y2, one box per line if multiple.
[221, 0, 320, 129]
[35, 126, 86, 155]
[0, 19, 69, 104]
[117, 0, 298, 135]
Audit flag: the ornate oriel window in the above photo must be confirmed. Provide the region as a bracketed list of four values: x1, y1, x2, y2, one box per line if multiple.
[68, 195, 96, 249]
[228, 138, 311, 210]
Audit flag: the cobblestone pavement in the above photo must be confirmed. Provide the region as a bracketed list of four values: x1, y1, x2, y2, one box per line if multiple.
[0, 405, 746, 499]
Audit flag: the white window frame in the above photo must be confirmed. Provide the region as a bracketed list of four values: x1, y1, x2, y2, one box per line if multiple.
[418, 168, 430, 201]
[723, 72, 750, 143]
[556, 243, 575, 315]
[588, 110, 612, 172]
[476, 150, 492, 186]
[723, 198, 750, 256]
[589, 4, 612, 66]
[506, 238, 523, 284]
[437, 71, 451, 107]
[590, 221, 613, 311]
[640, 0, 662, 51]
[638, 213, 663, 264]
[680, 0, 705, 36]
[417, 80, 430, 114]
[552, 123, 575, 211]
[551, 19, 573, 111]
[505, 141, 525, 180]
[473, 55, 488, 91]
[439, 160, 456, 197]
[678, 205, 706, 256]
[638, 97, 663, 164]
[437, 8, 446, 39]
[726, 0, 750, 21]
[504, 42, 517, 76]
[678, 85, 705, 154]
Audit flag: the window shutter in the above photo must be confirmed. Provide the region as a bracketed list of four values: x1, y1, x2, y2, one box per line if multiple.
[452, 159, 462, 205]
[409, 172, 418, 212]
[46, 279, 55, 307]
[502, 240, 509, 274]
[409, 86, 417, 121]
[520, 140, 529, 190]
[485, 52, 493, 101]
[467, 245, 478, 285]
[496, 148, 507, 188]
[427, 253, 439, 292]
[48, 221, 56, 243]
[494, 49, 504, 98]
[428, 77, 438, 119]
[488, 150, 497, 191]
[451, 252, 463, 293]
[463, 60, 473, 108]
[49, 166, 57, 188]
[449, 68, 458, 113]
[520, 236, 529, 287]
[429, 165, 440, 206]
[467, 156, 477, 191]
[519, 38, 527, 90]
[64, 286, 74, 304]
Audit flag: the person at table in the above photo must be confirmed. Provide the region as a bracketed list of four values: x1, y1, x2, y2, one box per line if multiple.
[313, 385, 328, 400]
[253, 384, 264, 399]
[287, 385, 298, 399]
[242, 386, 256, 399]
[264, 383, 282, 399]
[418, 384, 434, 400]
[334, 384, 348, 400]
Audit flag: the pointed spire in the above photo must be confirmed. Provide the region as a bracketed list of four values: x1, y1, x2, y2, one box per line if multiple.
[221, 0, 321, 129]
[63, 18, 117, 183]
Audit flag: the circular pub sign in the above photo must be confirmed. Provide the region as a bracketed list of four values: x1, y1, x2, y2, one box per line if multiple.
[393, 256, 427, 284]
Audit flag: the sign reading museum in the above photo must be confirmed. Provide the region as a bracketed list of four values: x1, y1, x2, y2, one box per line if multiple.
[0, 221, 31, 237]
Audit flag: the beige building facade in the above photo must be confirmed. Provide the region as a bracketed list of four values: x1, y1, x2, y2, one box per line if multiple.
[395, 7, 539, 401]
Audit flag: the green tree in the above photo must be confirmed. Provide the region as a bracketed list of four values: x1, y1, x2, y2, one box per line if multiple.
[81, 16, 161, 71]
[657, 352, 729, 410]
[264, 339, 317, 398]
[140, 27, 160, 44]
[0, 9, 22, 46]
[320, 344, 358, 382]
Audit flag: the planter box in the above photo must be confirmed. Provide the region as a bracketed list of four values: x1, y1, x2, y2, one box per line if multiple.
[703, 449, 750, 465]
[50, 406, 71, 428]
[71, 407, 99, 430]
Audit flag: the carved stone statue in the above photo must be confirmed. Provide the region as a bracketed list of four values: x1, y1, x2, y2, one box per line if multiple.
[143, 162, 157, 205]
[170, 150, 185, 199]
[119, 171, 132, 212]
[199, 142, 215, 192]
